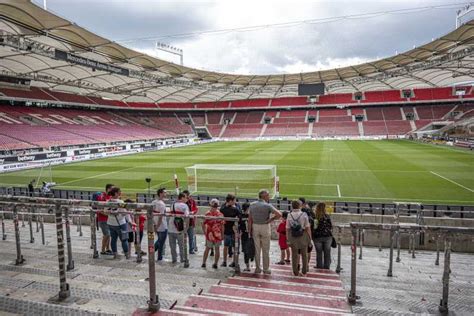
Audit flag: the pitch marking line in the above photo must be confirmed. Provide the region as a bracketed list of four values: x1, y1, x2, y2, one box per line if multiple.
[430, 171, 474, 193]
[336, 184, 342, 198]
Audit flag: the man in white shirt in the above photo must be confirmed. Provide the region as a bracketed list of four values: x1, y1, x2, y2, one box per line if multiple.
[286, 200, 312, 276]
[153, 188, 168, 262]
[168, 192, 189, 264]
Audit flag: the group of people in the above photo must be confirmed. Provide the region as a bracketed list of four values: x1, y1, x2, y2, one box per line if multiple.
[94, 184, 333, 277]
[95, 184, 198, 263]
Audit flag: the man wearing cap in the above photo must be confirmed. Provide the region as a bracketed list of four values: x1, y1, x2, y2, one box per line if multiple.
[248, 189, 282, 274]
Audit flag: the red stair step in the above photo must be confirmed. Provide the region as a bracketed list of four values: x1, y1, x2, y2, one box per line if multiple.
[172, 305, 241, 315]
[185, 293, 347, 315]
[268, 267, 341, 279]
[270, 264, 337, 275]
[209, 284, 351, 313]
[226, 276, 346, 297]
[239, 271, 342, 286]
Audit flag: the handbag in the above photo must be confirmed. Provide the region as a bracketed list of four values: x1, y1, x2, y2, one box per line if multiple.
[331, 236, 337, 248]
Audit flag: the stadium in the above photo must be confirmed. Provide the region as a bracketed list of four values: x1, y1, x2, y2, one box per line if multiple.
[0, 0, 473, 315]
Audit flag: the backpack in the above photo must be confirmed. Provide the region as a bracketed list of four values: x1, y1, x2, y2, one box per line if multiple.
[289, 213, 304, 237]
[92, 192, 102, 202]
[172, 203, 185, 232]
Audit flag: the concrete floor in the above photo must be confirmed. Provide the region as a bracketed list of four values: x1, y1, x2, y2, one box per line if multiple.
[0, 219, 473, 315]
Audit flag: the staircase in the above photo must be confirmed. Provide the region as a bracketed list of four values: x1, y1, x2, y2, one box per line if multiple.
[259, 124, 267, 137]
[218, 124, 227, 137]
[308, 122, 314, 136]
[409, 120, 417, 131]
[158, 262, 352, 315]
[358, 121, 364, 136]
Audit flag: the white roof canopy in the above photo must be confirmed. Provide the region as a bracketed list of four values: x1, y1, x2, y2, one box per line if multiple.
[0, 0, 474, 103]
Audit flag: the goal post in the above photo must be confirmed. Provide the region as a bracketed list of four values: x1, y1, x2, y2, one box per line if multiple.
[185, 164, 278, 198]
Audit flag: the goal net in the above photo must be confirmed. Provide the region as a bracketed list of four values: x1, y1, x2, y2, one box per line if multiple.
[185, 164, 278, 198]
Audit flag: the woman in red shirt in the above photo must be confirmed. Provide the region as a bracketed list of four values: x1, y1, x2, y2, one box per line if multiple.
[201, 199, 224, 269]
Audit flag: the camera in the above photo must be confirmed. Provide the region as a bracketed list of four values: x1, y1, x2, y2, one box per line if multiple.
[145, 177, 151, 183]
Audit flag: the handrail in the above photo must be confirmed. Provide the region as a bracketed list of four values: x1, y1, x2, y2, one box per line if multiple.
[0, 195, 246, 312]
[344, 222, 474, 313]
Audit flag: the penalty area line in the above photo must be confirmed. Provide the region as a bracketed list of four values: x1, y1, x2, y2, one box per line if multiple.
[430, 171, 474, 193]
[336, 184, 341, 198]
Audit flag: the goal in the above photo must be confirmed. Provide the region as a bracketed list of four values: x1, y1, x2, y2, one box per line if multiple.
[185, 164, 278, 198]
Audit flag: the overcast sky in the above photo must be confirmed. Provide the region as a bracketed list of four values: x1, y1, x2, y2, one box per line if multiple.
[32, 0, 472, 75]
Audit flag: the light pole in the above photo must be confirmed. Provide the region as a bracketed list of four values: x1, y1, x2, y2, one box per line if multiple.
[155, 42, 183, 65]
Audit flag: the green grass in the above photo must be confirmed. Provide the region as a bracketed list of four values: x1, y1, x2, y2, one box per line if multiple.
[1, 140, 473, 205]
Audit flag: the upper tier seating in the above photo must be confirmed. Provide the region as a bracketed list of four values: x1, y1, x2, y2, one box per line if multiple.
[233, 112, 264, 124]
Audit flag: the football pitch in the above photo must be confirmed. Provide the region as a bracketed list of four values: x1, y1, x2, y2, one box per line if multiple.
[1, 140, 473, 205]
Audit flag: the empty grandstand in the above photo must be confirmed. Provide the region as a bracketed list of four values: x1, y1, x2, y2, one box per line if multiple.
[0, 1, 473, 316]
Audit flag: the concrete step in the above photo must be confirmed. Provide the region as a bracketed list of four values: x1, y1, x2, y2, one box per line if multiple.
[185, 293, 347, 315]
[238, 271, 342, 286]
[173, 305, 243, 315]
[269, 266, 341, 279]
[226, 276, 346, 297]
[209, 284, 351, 312]
[270, 264, 337, 275]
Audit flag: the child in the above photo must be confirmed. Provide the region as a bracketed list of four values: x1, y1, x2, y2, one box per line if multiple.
[202, 199, 225, 269]
[276, 211, 290, 264]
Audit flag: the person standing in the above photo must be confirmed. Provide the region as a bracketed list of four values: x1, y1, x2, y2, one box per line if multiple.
[183, 190, 198, 254]
[153, 188, 168, 261]
[201, 199, 224, 269]
[313, 202, 333, 269]
[286, 200, 312, 276]
[97, 183, 114, 255]
[276, 211, 290, 265]
[168, 193, 189, 264]
[220, 193, 240, 267]
[27, 180, 35, 197]
[106, 187, 130, 259]
[248, 189, 281, 274]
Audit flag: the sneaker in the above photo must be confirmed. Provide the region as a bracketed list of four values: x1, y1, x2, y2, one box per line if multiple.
[201, 263, 206, 268]
[254, 268, 262, 274]
[105, 250, 113, 255]
[221, 262, 227, 267]
[212, 263, 218, 269]
[189, 251, 195, 255]
[100, 251, 107, 255]
[243, 267, 251, 272]
[140, 251, 146, 256]
[125, 254, 130, 260]
[263, 270, 272, 275]
[275, 261, 285, 265]
[229, 262, 235, 268]
[285, 260, 291, 264]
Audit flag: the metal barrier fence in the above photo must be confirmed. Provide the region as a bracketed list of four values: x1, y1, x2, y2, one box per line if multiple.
[0, 195, 242, 313]
[2, 186, 473, 218]
[341, 222, 474, 313]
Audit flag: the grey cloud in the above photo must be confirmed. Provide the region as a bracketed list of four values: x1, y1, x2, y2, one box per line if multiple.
[36, 0, 467, 75]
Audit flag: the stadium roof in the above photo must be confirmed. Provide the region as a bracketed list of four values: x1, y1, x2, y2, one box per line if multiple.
[1, 0, 474, 103]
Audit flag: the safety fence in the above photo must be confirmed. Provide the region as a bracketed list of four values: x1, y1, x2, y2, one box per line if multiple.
[2, 186, 473, 219]
[338, 222, 474, 313]
[0, 195, 242, 313]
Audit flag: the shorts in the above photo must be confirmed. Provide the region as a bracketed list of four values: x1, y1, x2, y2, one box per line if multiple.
[206, 240, 222, 248]
[98, 221, 110, 236]
[224, 234, 234, 247]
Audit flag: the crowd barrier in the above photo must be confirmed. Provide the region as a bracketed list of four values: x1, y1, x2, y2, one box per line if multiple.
[340, 222, 474, 313]
[0, 195, 242, 312]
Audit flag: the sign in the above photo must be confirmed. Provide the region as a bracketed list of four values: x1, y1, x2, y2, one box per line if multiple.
[55, 49, 130, 76]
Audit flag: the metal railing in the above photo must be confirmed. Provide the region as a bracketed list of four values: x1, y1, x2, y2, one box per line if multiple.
[342, 222, 474, 313]
[0, 195, 243, 313]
